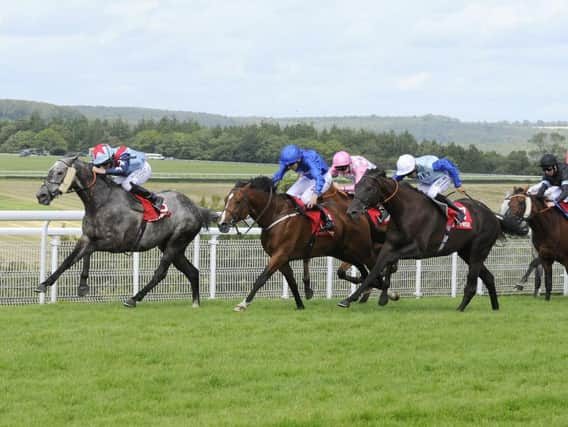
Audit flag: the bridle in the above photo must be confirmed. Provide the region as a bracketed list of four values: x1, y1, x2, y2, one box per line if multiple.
[226, 185, 274, 235]
[506, 192, 553, 219]
[44, 158, 97, 196]
[356, 174, 399, 208]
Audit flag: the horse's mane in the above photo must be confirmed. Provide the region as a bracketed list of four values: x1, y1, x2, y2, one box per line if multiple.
[236, 176, 278, 194]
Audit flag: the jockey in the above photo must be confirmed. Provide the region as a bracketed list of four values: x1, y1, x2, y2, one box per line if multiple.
[528, 154, 568, 203]
[393, 154, 466, 224]
[272, 144, 334, 231]
[91, 143, 164, 211]
[329, 150, 376, 194]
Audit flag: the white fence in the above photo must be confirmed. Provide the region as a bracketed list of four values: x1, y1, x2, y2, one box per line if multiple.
[1, 211, 567, 305]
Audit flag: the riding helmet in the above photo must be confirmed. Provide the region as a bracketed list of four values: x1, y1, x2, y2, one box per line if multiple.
[396, 154, 416, 176]
[279, 144, 302, 166]
[332, 151, 351, 168]
[539, 153, 558, 168]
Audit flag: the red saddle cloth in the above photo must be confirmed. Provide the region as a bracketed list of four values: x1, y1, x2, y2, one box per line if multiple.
[366, 207, 390, 228]
[293, 197, 335, 236]
[446, 202, 472, 230]
[558, 201, 568, 213]
[133, 195, 171, 222]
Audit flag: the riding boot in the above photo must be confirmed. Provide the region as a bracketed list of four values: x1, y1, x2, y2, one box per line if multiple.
[314, 204, 334, 231]
[130, 183, 164, 212]
[435, 194, 465, 224]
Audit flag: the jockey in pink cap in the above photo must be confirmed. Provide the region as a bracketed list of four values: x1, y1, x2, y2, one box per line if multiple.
[329, 151, 376, 194]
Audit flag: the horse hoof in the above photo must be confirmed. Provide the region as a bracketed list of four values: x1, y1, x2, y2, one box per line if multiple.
[234, 304, 247, 312]
[34, 283, 48, 293]
[77, 285, 90, 297]
[378, 292, 389, 306]
[388, 291, 400, 301]
[297, 305, 305, 310]
[123, 298, 137, 308]
[192, 302, 200, 308]
[305, 289, 314, 300]
[514, 284, 524, 291]
[337, 300, 350, 308]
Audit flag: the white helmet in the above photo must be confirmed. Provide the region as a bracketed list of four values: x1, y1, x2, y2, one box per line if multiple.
[396, 154, 416, 176]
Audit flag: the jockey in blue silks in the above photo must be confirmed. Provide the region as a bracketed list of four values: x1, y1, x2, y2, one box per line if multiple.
[393, 154, 466, 224]
[91, 143, 163, 211]
[272, 144, 334, 230]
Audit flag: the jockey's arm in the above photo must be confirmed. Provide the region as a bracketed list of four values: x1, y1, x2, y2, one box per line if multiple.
[272, 163, 287, 185]
[433, 159, 462, 188]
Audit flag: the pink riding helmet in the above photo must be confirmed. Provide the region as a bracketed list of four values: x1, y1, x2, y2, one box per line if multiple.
[332, 151, 351, 168]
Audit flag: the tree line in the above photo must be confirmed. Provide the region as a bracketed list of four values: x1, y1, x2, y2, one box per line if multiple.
[0, 112, 566, 175]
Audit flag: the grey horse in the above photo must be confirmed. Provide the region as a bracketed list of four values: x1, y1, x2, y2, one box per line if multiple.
[35, 156, 218, 308]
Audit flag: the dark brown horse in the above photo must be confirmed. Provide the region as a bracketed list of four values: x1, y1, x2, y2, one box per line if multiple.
[504, 186, 568, 300]
[217, 176, 396, 311]
[345, 168, 527, 311]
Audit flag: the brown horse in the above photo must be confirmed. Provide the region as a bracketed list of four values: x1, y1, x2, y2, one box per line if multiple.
[504, 186, 568, 300]
[217, 176, 395, 311]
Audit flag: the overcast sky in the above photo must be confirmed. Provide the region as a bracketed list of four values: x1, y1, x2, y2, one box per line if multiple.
[1, 0, 567, 122]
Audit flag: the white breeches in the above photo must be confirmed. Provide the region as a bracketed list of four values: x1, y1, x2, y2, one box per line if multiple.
[527, 184, 567, 202]
[417, 175, 452, 198]
[286, 172, 333, 204]
[113, 161, 152, 191]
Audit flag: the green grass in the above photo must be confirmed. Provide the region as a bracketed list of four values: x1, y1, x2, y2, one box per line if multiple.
[0, 154, 277, 176]
[1, 298, 568, 426]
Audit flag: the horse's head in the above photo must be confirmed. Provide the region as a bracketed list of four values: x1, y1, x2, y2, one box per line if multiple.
[217, 176, 276, 233]
[502, 186, 531, 235]
[347, 168, 386, 219]
[218, 184, 250, 233]
[504, 187, 531, 219]
[36, 156, 80, 205]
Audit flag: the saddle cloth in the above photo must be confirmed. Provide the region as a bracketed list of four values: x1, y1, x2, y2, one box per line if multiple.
[366, 207, 390, 228]
[446, 202, 472, 230]
[292, 197, 334, 236]
[555, 201, 568, 218]
[133, 195, 171, 222]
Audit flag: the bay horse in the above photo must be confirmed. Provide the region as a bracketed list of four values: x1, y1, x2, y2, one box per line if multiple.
[217, 176, 396, 311]
[344, 168, 528, 311]
[504, 186, 568, 300]
[35, 156, 218, 308]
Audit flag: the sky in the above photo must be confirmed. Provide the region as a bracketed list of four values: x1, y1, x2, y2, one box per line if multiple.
[1, 0, 568, 122]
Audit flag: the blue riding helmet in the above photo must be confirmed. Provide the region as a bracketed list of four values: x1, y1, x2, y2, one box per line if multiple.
[279, 144, 302, 166]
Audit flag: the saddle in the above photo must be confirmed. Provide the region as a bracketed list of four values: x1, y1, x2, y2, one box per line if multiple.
[430, 198, 472, 230]
[290, 196, 335, 236]
[132, 195, 171, 222]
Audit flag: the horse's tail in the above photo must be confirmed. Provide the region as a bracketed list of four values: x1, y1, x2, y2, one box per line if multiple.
[198, 207, 219, 230]
[496, 213, 529, 236]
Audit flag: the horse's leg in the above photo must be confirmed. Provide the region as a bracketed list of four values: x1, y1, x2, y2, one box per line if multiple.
[337, 262, 362, 284]
[234, 256, 283, 311]
[478, 264, 499, 310]
[541, 259, 553, 301]
[455, 246, 487, 312]
[171, 252, 201, 308]
[384, 262, 400, 302]
[123, 249, 175, 308]
[280, 262, 305, 310]
[77, 253, 91, 297]
[302, 259, 314, 300]
[534, 262, 543, 297]
[515, 257, 540, 291]
[35, 237, 94, 293]
[338, 250, 398, 308]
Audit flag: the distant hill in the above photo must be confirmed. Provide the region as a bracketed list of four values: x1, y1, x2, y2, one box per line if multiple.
[0, 99, 82, 120]
[2, 99, 568, 153]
